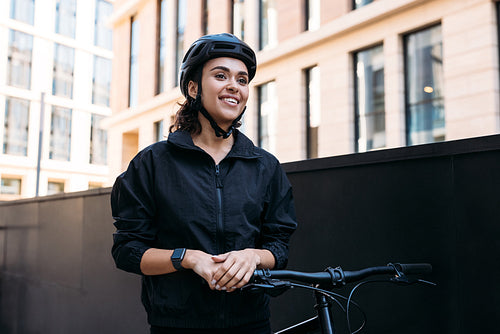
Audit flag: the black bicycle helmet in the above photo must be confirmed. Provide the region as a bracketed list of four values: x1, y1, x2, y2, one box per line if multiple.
[179, 33, 257, 97]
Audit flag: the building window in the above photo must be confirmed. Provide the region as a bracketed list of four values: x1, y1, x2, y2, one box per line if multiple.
[259, 0, 277, 50]
[7, 30, 33, 89]
[155, 120, 164, 141]
[305, 0, 320, 31]
[55, 0, 77, 38]
[95, 0, 113, 49]
[3, 96, 30, 156]
[49, 106, 72, 161]
[354, 44, 385, 152]
[1, 177, 22, 195]
[175, 0, 187, 85]
[202, 0, 209, 35]
[92, 56, 111, 106]
[257, 81, 277, 153]
[90, 114, 107, 165]
[129, 16, 139, 107]
[10, 0, 35, 25]
[232, 0, 245, 40]
[88, 182, 102, 189]
[305, 66, 320, 159]
[53, 43, 75, 99]
[157, 0, 167, 94]
[353, 0, 373, 10]
[404, 24, 444, 146]
[47, 181, 65, 195]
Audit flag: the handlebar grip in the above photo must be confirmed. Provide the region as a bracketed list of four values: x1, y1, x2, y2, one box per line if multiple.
[395, 263, 432, 275]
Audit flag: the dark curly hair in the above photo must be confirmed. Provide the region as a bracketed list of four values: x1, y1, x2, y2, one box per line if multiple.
[168, 97, 203, 135]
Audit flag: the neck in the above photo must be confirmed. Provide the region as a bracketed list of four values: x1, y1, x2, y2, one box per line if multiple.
[192, 117, 234, 164]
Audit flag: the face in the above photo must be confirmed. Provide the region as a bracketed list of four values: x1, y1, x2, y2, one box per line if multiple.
[188, 57, 249, 129]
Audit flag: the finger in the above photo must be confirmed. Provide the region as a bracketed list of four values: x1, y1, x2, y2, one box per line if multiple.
[233, 270, 254, 289]
[214, 262, 244, 289]
[212, 256, 237, 283]
[211, 254, 227, 263]
[220, 267, 248, 289]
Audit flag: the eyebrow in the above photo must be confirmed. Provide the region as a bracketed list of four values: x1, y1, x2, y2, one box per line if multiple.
[209, 65, 248, 77]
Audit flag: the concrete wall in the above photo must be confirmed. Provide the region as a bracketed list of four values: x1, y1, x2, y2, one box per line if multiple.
[1, 134, 499, 333]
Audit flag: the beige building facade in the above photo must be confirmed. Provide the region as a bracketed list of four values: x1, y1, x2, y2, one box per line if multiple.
[0, 0, 114, 200]
[105, 0, 500, 181]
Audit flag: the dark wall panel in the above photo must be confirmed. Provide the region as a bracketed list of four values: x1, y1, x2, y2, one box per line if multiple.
[1, 135, 499, 334]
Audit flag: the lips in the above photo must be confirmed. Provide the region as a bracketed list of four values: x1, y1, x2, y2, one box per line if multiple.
[220, 96, 239, 105]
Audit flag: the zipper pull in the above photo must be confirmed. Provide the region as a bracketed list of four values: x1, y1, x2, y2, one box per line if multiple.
[215, 165, 223, 188]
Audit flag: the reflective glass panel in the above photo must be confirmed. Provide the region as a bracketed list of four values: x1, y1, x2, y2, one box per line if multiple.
[259, 0, 276, 50]
[47, 181, 65, 195]
[90, 114, 107, 165]
[49, 106, 72, 161]
[175, 0, 186, 85]
[55, 0, 77, 38]
[405, 25, 444, 145]
[157, 0, 167, 93]
[129, 17, 139, 107]
[1, 178, 22, 195]
[258, 81, 277, 153]
[354, 44, 385, 152]
[95, 0, 113, 49]
[7, 30, 33, 89]
[232, 0, 245, 40]
[305, 66, 320, 158]
[93, 56, 111, 106]
[10, 0, 35, 25]
[3, 96, 30, 156]
[353, 0, 373, 10]
[53, 43, 75, 98]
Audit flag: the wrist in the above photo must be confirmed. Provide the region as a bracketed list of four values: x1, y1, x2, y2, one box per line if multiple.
[171, 248, 186, 271]
[246, 248, 262, 267]
[182, 249, 199, 270]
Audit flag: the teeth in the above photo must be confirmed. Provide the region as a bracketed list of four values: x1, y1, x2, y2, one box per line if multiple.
[223, 97, 238, 104]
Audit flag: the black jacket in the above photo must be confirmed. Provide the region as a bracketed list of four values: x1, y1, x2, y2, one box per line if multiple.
[111, 130, 297, 328]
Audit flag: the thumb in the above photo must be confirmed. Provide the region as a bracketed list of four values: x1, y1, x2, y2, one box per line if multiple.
[211, 253, 228, 262]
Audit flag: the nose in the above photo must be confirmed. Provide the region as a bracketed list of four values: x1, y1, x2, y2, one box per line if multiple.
[226, 77, 239, 92]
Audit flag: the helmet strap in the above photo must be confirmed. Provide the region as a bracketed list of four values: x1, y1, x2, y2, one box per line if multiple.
[192, 82, 246, 139]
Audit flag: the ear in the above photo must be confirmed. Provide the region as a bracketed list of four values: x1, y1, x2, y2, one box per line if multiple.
[188, 81, 198, 99]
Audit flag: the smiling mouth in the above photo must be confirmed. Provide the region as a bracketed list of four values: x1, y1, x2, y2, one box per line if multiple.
[222, 97, 239, 105]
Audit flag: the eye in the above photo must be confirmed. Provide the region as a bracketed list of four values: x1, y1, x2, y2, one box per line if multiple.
[238, 77, 248, 85]
[215, 73, 226, 79]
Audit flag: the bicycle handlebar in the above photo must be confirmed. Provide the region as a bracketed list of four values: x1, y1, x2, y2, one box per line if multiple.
[251, 263, 432, 286]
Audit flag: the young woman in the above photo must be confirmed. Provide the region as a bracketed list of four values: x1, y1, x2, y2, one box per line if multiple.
[111, 33, 297, 334]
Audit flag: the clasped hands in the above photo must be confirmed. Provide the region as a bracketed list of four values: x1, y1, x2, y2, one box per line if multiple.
[184, 248, 261, 292]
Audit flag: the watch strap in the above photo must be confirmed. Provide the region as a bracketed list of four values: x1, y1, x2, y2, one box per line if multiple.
[171, 248, 186, 271]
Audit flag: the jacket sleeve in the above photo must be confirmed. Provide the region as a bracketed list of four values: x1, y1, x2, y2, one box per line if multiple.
[110, 149, 157, 275]
[260, 160, 297, 269]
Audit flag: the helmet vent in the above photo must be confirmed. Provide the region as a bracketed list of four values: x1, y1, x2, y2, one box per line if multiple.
[190, 43, 205, 59]
[242, 48, 253, 59]
[213, 43, 236, 50]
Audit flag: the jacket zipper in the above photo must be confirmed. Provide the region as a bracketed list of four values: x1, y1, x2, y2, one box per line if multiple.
[215, 164, 226, 325]
[215, 164, 224, 255]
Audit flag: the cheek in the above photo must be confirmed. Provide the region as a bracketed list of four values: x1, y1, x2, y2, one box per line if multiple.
[240, 89, 249, 104]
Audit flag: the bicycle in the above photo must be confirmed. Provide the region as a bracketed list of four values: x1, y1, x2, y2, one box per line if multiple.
[242, 262, 435, 334]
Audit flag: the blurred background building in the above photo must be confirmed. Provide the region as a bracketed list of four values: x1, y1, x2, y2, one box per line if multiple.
[0, 0, 113, 200]
[2, 0, 499, 199]
[104, 0, 500, 182]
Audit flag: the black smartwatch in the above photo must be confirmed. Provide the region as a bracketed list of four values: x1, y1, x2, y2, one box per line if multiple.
[171, 248, 186, 271]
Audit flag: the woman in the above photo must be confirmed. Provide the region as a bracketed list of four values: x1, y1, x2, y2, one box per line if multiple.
[111, 33, 297, 333]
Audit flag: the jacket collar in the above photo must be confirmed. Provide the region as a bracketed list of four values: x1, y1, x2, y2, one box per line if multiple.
[167, 130, 261, 160]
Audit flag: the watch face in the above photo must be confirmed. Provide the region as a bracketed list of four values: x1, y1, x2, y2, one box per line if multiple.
[172, 248, 185, 260]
